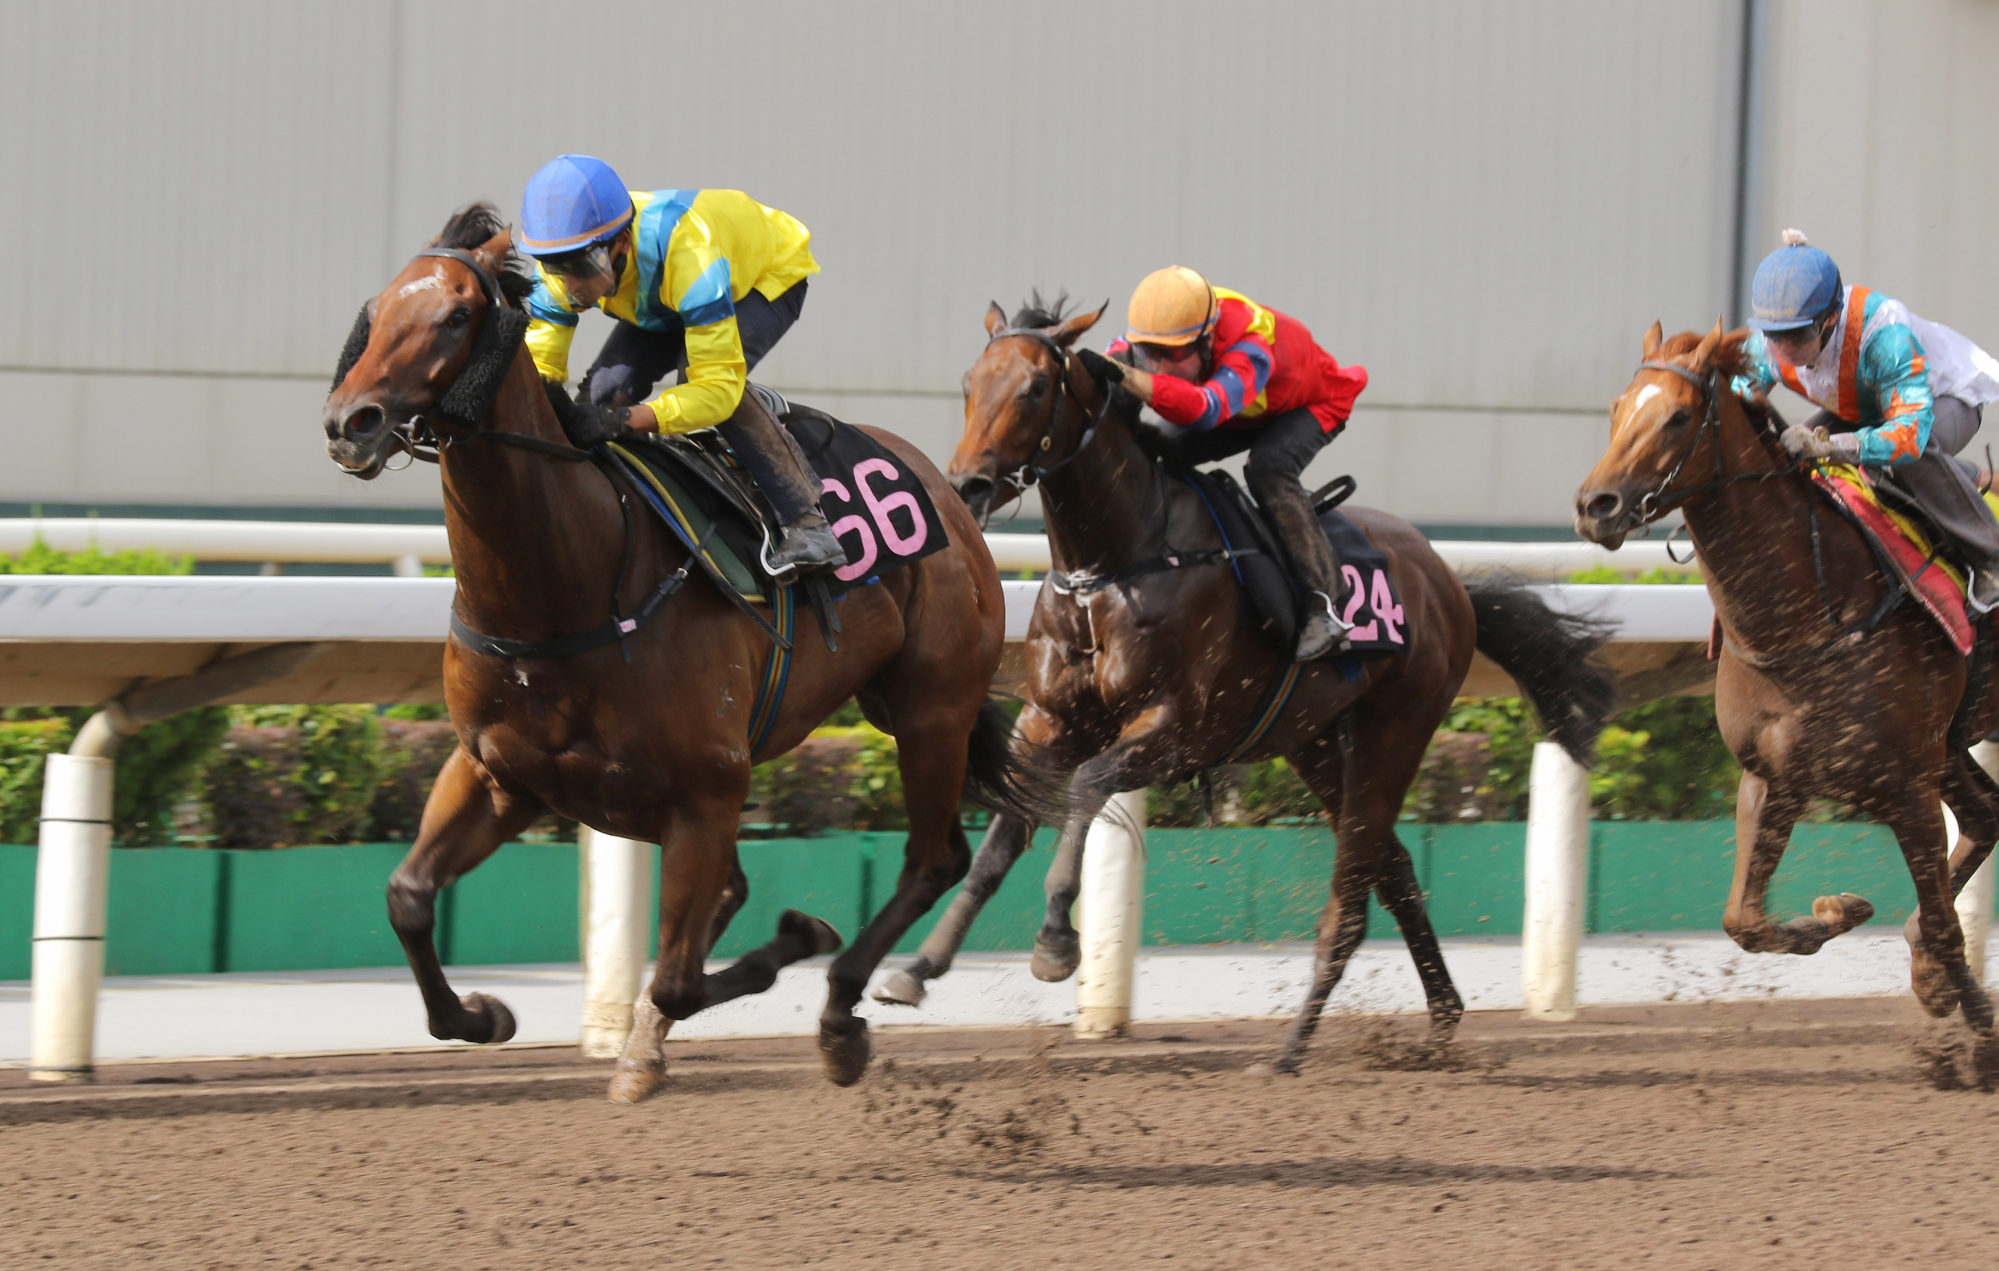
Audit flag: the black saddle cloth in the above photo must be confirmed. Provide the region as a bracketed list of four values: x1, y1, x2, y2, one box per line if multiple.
[615, 401, 949, 599]
[1180, 468, 1408, 655]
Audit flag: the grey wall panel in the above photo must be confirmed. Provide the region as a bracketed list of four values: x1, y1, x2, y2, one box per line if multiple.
[7, 0, 1989, 523]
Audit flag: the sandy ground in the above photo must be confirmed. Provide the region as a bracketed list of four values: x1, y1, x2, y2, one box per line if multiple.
[5, 997, 1999, 1270]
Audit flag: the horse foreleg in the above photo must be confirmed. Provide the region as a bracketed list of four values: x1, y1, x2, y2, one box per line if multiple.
[608, 795, 741, 1105]
[1030, 706, 1178, 983]
[818, 714, 975, 1086]
[875, 812, 1035, 1006]
[1906, 754, 1999, 1017]
[388, 747, 545, 1045]
[1721, 772, 1864, 954]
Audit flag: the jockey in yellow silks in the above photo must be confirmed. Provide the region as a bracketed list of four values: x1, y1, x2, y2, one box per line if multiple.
[517, 154, 843, 576]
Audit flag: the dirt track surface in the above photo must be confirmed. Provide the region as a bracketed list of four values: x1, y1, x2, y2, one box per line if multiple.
[5, 998, 1999, 1270]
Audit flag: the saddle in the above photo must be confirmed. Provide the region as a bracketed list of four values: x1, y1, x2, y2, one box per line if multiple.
[1806, 461, 1999, 656]
[606, 390, 949, 606]
[1178, 468, 1410, 658]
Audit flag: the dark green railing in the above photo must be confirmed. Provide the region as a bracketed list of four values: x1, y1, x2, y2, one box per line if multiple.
[0, 821, 1956, 980]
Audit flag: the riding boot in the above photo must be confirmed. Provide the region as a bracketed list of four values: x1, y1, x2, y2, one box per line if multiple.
[715, 388, 848, 577]
[1260, 482, 1351, 660]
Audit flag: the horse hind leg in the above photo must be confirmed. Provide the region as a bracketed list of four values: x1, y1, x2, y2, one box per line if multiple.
[387, 747, 545, 1045]
[875, 811, 1035, 1006]
[1266, 707, 1461, 1075]
[817, 707, 979, 1086]
[1905, 755, 1999, 1021]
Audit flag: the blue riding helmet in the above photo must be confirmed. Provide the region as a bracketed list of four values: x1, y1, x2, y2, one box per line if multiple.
[519, 154, 634, 256]
[1748, 231, 1842, 331]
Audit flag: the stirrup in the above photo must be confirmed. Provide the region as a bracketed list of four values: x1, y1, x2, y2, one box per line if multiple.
[1970, 569, 1999, 617]
[1313, 590, 1353, 638]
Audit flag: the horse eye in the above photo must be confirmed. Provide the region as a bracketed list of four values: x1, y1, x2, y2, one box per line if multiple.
[1664, 408, 1692, 429]
[445, 306, 471, 329]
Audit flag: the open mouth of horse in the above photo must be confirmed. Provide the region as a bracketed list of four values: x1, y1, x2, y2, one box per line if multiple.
[949, 469, 1016, 527]
[326, 401, 417, 480]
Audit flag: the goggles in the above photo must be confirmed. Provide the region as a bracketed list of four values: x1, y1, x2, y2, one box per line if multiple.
[542, 243, 614, 282]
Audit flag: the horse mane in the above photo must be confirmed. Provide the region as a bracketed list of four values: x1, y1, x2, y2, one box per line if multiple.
[1656, 328, 1788, 435]
[434, 202, 536, 310]
[1008, 290, 1070, 331]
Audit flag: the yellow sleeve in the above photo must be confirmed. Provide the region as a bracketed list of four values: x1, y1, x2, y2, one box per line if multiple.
[645, 314, 747, 433]
[526, 317, 576, 383]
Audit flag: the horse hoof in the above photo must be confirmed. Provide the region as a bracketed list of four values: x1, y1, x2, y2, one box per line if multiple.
[1030, 936, 1081, 983]
[873, 969, 927, 1007]
[460, 993, 516, 1044]
[819, 1018, 873, 1087]
[1812, 893, 1874, 934]
[780, 908, 845, 956]
[1974, 1035, 1999, 1093]
[1246, 1055, 1300, 1078]
[608, 1058, 667, 1104]
[1909, 949, 1962, 1018]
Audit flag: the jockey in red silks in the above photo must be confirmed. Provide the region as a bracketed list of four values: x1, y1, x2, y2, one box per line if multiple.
[1079, 266, 1369, 661]
[1742, 229, 1999, 613]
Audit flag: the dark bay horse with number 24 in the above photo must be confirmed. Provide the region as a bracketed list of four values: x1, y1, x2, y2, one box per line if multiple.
[322, 205, 1062, 1102]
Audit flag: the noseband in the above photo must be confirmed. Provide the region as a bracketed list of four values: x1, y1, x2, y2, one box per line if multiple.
[984, 327, 1112, 491]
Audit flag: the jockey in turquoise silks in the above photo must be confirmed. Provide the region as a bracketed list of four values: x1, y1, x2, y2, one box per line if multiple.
[517, 154, 844, 576]
[1742, 229, 1999, 613]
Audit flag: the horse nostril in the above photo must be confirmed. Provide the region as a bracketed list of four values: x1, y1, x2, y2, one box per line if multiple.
[1582, 492, 1622, 522]
[343, 405, 387, 440]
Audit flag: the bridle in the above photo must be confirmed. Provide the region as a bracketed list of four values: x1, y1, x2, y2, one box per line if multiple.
[1626, 358, 1793, 522]
[983, 326, 1114, 494]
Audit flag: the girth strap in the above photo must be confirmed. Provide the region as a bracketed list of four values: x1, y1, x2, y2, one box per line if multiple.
[1049, 546, 1258, 596]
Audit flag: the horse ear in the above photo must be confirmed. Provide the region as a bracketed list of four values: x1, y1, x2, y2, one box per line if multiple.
[984, 302, 1008, 338]
[1689, 316, 1724, 372]
[1641, 320, 1663, 360]
[1049, 300, 1110, 348]
[472, 227, 512, 272]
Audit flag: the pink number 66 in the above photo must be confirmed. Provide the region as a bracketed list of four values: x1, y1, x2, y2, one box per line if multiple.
[853, 459, 927, 556]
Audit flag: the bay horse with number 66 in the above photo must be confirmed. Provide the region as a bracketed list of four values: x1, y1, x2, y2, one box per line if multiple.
[322, 204, 1067, 1101]
[873, 296, 1617, 1072]
[1576, 320, 1999, 1081]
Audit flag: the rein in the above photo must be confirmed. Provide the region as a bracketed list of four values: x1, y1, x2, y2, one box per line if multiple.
[1628, 358, 1907, 666]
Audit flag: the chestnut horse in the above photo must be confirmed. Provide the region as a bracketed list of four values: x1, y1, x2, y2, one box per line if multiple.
[323, 205, 1057, 1101]
[874, 298, 1615, 1071]
[1576, 320, 1999, 1077]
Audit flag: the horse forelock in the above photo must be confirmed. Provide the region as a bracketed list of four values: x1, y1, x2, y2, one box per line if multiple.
[433, 202, 536, 310]
[1654, 328, 1756, 384]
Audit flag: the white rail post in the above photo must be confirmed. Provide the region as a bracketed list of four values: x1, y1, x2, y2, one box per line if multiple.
[579, 827, 652, 1058]
[28, 753, 115, 1082]
[1074, 789, 1147, 1039]
[1522, 741, 1591, 1021]
[1960, 741, 1999, 983]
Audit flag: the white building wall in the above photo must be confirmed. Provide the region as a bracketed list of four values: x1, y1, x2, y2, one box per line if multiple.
[1, 1, 1987, 523]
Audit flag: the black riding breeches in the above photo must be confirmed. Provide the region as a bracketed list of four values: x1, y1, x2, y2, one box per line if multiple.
[1812, 394, 1999, 568]
[1151, 408, 1345, 599]
[581, 282, 822, 525]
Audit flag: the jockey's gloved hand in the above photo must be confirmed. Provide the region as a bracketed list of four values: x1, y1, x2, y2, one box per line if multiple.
[1779, 422, 1860, 464]
[543, 379, 633, 449]
[1077, 347, 1126, 387]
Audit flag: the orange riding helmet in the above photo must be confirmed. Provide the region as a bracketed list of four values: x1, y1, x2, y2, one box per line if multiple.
[1126, 266, 1218, 347]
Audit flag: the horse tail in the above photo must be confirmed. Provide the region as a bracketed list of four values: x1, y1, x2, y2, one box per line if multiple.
[1462, 571, 1618, 764]
[959, 696, 1075, 827]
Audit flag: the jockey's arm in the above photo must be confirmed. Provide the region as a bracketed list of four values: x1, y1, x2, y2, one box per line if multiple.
[1851, 323, 1934, 465]
[1107, 334, 1275, 431]
[642, 314, 749, 434]
[525, 285, 579, 383]
[1732, 331, 1780, 399]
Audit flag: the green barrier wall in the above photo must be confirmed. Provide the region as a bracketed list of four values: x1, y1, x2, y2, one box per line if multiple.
[0, 821, 1971, 981]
